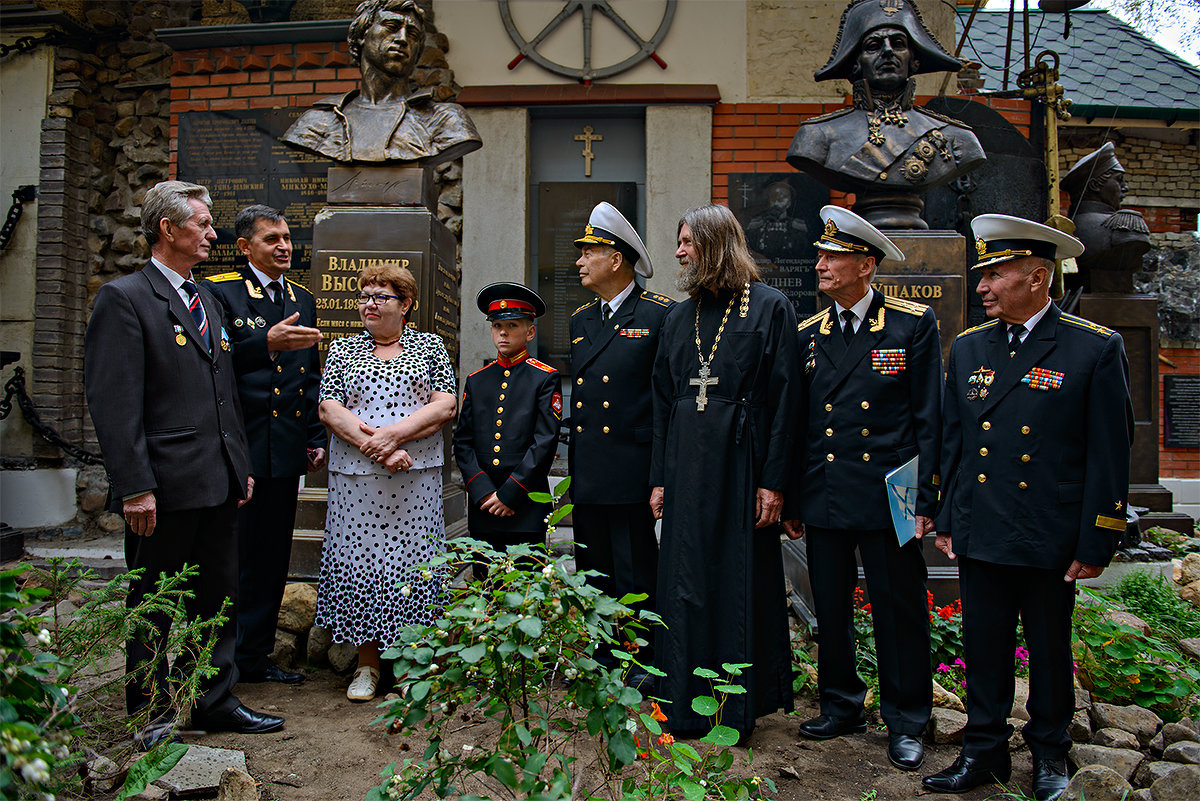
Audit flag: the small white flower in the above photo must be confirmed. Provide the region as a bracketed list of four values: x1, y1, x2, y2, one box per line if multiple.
[421, 570, 432, 581]
[22, 757, 50, 784]
[400, 585, 412, 597]
[36, 629, 51, 646]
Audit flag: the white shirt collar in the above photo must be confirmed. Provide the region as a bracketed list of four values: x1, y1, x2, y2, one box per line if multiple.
[833, 289, 875, 333]
[1013, 300, 1053, 341]
[150, 256, 190, 290]
[248, 263, 282, 291]
[603, 279, 637, 315]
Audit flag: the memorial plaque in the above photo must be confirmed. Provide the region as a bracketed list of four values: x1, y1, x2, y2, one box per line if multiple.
[1163, 375, 1200, 449]
[729, 173, 828, 319]
[177, 109, 331, 284]
[876, 230, 968, 369]
[535, 182, 637, 375]
[326, 166, 437, 208]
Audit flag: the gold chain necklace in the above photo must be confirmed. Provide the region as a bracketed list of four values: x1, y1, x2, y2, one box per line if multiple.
[690, 284, 746, 412]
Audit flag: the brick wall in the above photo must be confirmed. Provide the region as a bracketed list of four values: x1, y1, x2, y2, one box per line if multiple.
[1160, 344, 1199, 479]
[710, 96, 1033, 203]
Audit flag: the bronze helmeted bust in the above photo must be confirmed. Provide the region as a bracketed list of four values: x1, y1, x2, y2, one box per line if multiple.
[787, 0, 986, 229]
[282, 0, 481, 165]
[1063, 142, 1150, 291]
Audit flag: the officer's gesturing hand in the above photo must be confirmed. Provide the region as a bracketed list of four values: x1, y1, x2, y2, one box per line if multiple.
[267, 312, 322, 351]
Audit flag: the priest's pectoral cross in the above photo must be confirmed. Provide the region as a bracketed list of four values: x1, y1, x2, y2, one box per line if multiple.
[690, 362, 719, 412]
[574, 125, 602, 177]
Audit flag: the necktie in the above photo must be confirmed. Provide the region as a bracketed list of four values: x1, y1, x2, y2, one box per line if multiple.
[1009, 323, 1026, 356]
[840, 309, 855, 344]
[601, 301, 612, 323]
[181, 280, 211, 352]
[268, 280, 285, 311]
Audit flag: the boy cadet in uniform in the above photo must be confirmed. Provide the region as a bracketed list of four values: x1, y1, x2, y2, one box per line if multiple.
[570, 202, 674, 672]
[454, 283, 563, 564]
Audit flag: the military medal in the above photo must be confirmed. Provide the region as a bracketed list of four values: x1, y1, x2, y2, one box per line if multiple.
[620, 328, 649, 337]
[173, 324, 187, 347]
[1022, 367, 1065, 391]
[870, 348, 905, 374]
[221, 338, 230, 352]
[233, 317, 244, 328]
[255, 316, 266, 327]
[967, 366, 995, 401]
[245, 279, 264, 299]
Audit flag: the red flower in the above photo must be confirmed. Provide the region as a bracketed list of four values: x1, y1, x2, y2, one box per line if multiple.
[927, 590, 935, 610]
[938, 605, 955, 621]
[650, 702, 668, 722]
[658, 733, 675, 746]
[861, 603, 872, 614]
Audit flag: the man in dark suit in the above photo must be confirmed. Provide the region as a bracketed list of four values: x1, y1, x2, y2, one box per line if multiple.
[84, 181, 285, 745]
[202, 205, 325, 686]
[783, 206, 940, 771]
[569, 202, 674, 671]
[923, 215, 1134, 801]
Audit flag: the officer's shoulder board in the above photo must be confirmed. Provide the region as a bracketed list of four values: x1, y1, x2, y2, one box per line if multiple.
[572, 299, 597, 317]
[642, 290, 674, 308]
[957, 319, 1000, 338]
[526, 358, 556, 374]
[1060, 313, 1115, 338]
[467, 363, 491, 378]
[286, 277, 312, 295]
[797, 308, 829, 333]
[206, 272, 242, 283]
[883, 296, 929, 316]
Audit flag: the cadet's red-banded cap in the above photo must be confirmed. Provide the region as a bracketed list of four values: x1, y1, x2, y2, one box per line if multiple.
[477, 282, 546, 320]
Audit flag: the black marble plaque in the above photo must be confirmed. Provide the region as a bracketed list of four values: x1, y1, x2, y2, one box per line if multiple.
[1164, 375, 1200, 448]
[177, 109, 331, 284]
[535, 182, 638, 375]
[729, 173, 829, 319]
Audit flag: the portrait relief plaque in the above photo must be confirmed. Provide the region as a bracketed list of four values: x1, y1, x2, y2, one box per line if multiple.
[729, 173, 828, 319]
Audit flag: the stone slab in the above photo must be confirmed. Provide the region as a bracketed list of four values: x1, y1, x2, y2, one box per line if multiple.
[153, 745, 247, 795]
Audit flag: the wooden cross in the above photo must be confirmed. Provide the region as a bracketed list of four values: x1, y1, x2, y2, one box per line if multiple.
[689, 362, 719, 412]
[574, 125, 603, 177]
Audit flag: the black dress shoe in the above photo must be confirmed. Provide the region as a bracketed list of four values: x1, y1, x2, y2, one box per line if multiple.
[1032, 757, 1068, 801]
[192, 704, 285, 734]
[133, 714, 179, 751]
[240, 663, 305, 685]
[922, 753, 1011, 794]
[887, 732, 925, 771]
[797, 713, 868, 740]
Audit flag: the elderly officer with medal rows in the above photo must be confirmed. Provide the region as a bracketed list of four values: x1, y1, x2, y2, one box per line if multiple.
[569, 203, 675, 677]
[923, 215, 1133, 800]
[783, 206, 940, 771]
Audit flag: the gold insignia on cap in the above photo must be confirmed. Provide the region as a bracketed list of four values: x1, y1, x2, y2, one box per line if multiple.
[976, 237, 987, 257]
[585, 224, 594, 237]
[824, 219, 838, 237]
[499, 300, 508, 308]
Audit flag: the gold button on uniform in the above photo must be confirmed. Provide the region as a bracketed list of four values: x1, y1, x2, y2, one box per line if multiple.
[861, 428, 869, 436]
[1021, 454, 1031, 463]
[493, 445, 500, 453]
[861, 401, 870, 409]
[575, 401, 582, 409]
[501, 382, 508, 389]
[982, 421, 992, 430]
[497, 407, 504, 414]
[498, 393, 505, 401]
[1021, 426, 1030, 434]
[576, 425, 583, 433]
[298, 389, 304, 396]
[492, 458, 500, 466]
[602, 375, 610, 383]
[979, 447, 988, 456]
[826, 453, 835, 462]
[295, 410, 301, 417]
[494, 433, 501, 440]
[275, 365, 282, 373]
[825, 428, 833, 437]
[825, 403, 833, 412]
[977, 474, 987, 483]
[603, 426, 610, 434]
[273, 388, 280, 395]
[603, 401, 610, 408]
[1019, 482, 1028, 490]
[496, 420, 502, 427]
[272, 410, 278, 417]
[299, 366, 305, 374]
[576, 378, 583, 386]
[862, 453, 870, 461]
[504, 369, 510, 377]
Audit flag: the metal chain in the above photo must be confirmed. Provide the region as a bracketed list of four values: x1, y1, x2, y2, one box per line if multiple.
[0, 185, 36, 252]
[0, 32, 61, 61]
[0, 367, 105, 465]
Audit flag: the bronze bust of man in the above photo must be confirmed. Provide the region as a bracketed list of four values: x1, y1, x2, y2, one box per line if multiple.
[787, 0, 985, 229]
[283, 0, 481, 165]
[1063, 142, 1150, 290]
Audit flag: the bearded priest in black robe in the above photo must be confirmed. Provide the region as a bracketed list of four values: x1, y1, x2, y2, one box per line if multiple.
[650, 204, 800, 739]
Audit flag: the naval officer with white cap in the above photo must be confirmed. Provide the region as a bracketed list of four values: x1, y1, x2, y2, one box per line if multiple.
[783, 205, 942, 771]
[924, 215, 1133, 800]
[569, 202, 675, 681]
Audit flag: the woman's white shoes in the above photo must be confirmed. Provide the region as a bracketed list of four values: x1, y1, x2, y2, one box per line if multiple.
[347, 665, 380, 702]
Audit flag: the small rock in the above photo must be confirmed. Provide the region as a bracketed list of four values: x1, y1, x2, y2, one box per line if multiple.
[98, 511, 125, 532]
[1069, 743, 1145, 781]
[1070, 709, 1093, 743]
[1132, 789, 1153, 801]
[1076, 687, 1093, 710]
[273, 773, 302, 787]
[1179, 638, 1200, 661]
[930, 707, 968, 744]
[1103, 609, 1151, 635]
[1137, 760, 1186, 788]
[1008, 718, 1026, 751]
[1151, 764, 1200, 800]
[1163, 741, 1200, 764]
[328, 641, 357, 674]
[1061, 764, 1134, 801]
[1151, 730, 1167, 756]
[85, 755, 123, 793]
[154, 745, 247, 795]
[932, 678, 966, 713]
[216, 767, 258, 801]
[129, 787, 169, 801]
[1011, 676, 1031, 721]
[1181, 580, 1200, 610]
[1091, 703, 1163, 748]
[1163, 721, 1200, 748]
[269, 630, 298, 669]
[307, 624, 332, 666]
[1178, 553, 1200, 586]
[277, 583, 317, 633]
[1094, 727, 1141, 750]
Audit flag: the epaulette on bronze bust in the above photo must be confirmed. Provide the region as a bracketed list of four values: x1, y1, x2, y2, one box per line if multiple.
[800, 107, 854, 126]
[883, 296, 929, 316]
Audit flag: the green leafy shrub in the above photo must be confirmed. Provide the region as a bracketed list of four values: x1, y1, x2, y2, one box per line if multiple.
[1112, 568, 1200, 643]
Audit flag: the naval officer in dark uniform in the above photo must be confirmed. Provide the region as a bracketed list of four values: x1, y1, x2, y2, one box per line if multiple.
[923, 215, 1133, 801]
[570, 203, 674, 665]
[783, 206, 940, 771]
[454, 283, 563, 556]
[202, 205, 326, 685]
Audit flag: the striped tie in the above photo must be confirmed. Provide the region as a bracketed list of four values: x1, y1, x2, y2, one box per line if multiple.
[181, 280, 211, 352]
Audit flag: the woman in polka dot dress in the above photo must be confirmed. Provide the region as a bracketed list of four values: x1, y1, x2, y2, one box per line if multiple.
[317, 263, 457, 701]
